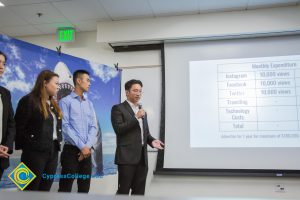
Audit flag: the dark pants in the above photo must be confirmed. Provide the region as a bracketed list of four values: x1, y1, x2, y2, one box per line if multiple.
[58, 144, 92, 193]
[117, 148, 148, 195]
[0, 168, 3, 181]
[21, 140, 59, 191]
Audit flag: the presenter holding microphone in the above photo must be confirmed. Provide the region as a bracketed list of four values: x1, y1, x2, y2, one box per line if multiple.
[111, 79, 164, 195]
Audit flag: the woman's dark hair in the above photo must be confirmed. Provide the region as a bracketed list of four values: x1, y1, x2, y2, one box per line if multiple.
[30, 70, 62, 119]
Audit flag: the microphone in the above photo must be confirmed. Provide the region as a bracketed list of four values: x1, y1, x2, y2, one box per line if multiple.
[138, 104, 144, 119]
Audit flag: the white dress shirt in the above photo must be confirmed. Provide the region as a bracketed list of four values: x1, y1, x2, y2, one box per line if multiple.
[47, 100, 57, 140]
[127, 100, 144, 145]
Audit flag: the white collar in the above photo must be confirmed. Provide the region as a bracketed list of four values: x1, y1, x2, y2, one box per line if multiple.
[126, 100, 138, 108]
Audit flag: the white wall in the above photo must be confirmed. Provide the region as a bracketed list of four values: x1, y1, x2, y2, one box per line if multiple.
[18, 13, 300, 198]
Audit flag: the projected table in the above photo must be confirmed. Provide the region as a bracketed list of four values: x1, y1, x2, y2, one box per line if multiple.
[218, 60, 300, 133]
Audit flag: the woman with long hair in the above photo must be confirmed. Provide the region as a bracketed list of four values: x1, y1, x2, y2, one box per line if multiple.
[15, 70, 63, 191]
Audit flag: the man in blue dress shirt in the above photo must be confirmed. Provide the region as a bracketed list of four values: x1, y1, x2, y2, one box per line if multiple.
[58, 70, 98, 193]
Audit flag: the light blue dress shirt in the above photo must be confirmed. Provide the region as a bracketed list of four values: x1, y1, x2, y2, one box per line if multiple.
[59, 92, 98, 150]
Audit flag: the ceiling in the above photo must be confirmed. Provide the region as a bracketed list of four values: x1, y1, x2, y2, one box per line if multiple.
[0, 0, 299, 37]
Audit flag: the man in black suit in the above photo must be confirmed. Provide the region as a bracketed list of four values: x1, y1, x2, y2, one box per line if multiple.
[111, 79, 164, 195]
[0, 51, 16, 181]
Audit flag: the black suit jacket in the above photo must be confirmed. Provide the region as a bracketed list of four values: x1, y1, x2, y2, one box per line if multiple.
[111, 101, 155, 165]
[14, 94, 62, 152]
[0, 86, 16, 170]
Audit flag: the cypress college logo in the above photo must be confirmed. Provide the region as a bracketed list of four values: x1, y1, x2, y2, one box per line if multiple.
[8, 162, 36, 190]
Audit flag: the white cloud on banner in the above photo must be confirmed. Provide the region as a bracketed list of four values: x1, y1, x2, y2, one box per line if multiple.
[4, 79, 32, 93]
[89, 61, 118, 83]
[35, 56, 46, 69]
[15, 66, 25, 80]
[7, 44, 21, 60]
[89, 90, 101, 101]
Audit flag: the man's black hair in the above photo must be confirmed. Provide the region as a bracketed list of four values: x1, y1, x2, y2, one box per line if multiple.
[73, 69, 90, 86]
[125, 79, 143, 91]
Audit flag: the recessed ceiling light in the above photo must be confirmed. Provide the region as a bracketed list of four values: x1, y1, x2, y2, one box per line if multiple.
[0, 2, 5, 7]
